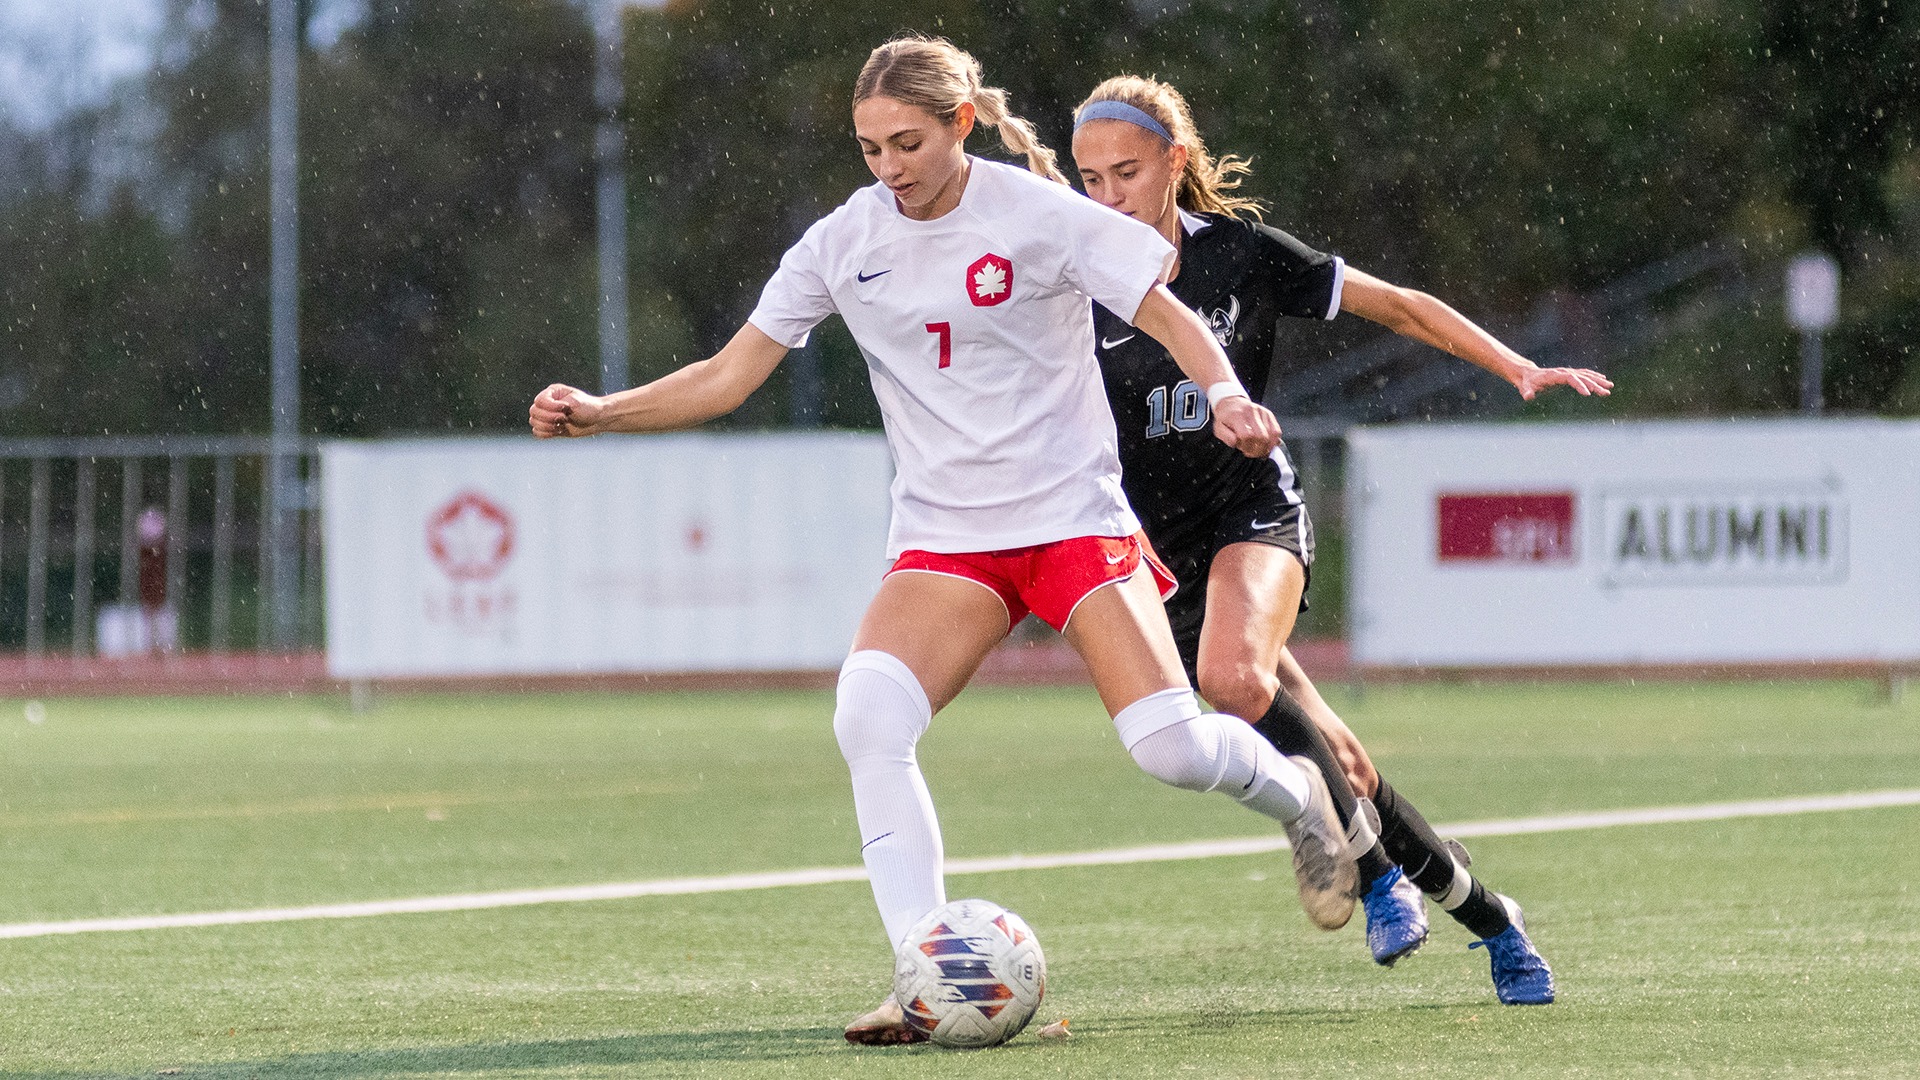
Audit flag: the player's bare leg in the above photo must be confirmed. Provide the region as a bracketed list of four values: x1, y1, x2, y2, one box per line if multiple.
[1058, 563, 1191, 715]
[1189, 541, 1308, 725]
[840, 571, 1009, 1045]
[1273, 648, 1374, 794]
[849, 570, 1011, 714]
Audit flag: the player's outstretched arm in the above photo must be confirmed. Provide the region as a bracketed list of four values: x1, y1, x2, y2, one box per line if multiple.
[1338, 268, 1614, 402]
[1132, 284, 1281, 458]
[529, 324, 790, 438]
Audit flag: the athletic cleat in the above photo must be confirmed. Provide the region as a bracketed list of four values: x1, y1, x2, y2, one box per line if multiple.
[1469, 900, 1555, 1005]
[1283, 755, 1359, 930]
[844, 996, 927, 1045]
[1361, 865, 1429, 966]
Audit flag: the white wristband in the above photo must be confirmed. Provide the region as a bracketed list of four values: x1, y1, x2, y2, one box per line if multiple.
[1205, 380, 1249, 408]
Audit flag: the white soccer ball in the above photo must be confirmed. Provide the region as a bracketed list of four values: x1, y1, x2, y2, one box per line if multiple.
[892, 898, 1046, 1048]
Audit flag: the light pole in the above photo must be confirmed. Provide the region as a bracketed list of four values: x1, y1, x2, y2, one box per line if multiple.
[262, 1, 663, 649]
[1786, 251, 1840, 415]
[266, 0, 301, 649]
[591, 1, 824, 425]
[594, 0, 668, 396]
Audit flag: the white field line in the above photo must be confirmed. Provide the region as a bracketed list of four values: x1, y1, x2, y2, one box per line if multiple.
[4, 788, 1917, 942]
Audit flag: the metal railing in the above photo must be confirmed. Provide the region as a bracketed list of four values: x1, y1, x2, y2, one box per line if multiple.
[0, 430, 1357, 653]
[0, 436, 322, 656]
[1272, 239, 1762, 423]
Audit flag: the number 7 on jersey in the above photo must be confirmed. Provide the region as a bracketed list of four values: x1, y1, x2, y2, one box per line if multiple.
[925, 322, 952, 369]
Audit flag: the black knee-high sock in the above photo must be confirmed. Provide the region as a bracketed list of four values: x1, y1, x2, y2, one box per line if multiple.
[1249, 688, 1396, 888]
[1372, 776, 1512, 939]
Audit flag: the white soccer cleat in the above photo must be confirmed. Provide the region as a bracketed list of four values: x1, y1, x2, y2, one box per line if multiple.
[843, 995, 926, 1045]
[1283, 755, 1359, 930]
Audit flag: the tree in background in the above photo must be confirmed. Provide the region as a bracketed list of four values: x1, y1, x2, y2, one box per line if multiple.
[1755, 0, 1920, 411]
[0, 0, 1914, 436]
[298, 0, 600, 433]
[1, 0, 602, 437]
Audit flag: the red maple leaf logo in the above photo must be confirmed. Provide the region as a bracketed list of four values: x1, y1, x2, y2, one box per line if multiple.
[966, 253, 1013, 307]
[425, 492, 515, 581]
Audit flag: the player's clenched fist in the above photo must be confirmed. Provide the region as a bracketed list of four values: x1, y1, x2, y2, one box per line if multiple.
[1211, 396, 1281, 459]
[529, 383, 605, 438]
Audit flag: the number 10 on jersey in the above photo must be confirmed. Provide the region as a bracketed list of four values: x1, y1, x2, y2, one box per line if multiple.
[1146, 379, 1209, 437]
[926, 322, 952, 369]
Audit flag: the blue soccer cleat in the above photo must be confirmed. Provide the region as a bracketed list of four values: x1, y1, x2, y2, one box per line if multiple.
[1361, 865, 1429, 966]
[1469, 899, 1555, 1005]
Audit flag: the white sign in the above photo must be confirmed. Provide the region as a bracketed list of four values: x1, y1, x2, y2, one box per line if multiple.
[1348, 419, 1920, 667]
[322, 433, 894, 678]
[1787, 252, 1840, 331]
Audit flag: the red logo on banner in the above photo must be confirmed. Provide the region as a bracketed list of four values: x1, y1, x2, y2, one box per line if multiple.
[426, 492, 515, 581]
[1437, 492, 1576, 563]
[966, 253, 1013, 307]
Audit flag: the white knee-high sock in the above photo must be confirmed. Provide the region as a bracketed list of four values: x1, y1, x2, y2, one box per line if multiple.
[834, 650, 943, 950]
[1117, 687, 1311, 822]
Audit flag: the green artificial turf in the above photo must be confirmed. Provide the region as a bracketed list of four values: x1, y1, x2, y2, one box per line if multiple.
[1, 681, 1916, 1077]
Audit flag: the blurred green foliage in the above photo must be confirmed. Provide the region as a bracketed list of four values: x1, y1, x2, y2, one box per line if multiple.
[0, 0, 1914, 436]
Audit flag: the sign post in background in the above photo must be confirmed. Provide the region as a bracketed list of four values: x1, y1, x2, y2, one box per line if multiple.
[1787, 251, 1840, 415]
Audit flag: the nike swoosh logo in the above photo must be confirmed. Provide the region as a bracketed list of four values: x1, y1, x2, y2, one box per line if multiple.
[856, 269, 891, 282]
[1250, 518, 1285, 530]
[1105, 552, 1127, 565]
[1101, 333, 1136, 349]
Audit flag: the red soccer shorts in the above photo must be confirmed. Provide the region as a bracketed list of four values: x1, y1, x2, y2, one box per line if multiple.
[887, 531, 1177, 632]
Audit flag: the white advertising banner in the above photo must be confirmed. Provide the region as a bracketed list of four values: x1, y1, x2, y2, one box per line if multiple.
[322, 433, 893, 678]
[1347, 419, 1920, 667]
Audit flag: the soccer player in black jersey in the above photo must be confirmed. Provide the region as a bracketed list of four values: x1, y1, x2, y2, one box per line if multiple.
[1071, 75, 1612, 1006]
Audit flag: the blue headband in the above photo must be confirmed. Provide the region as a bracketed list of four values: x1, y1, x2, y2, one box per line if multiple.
[1073, 100, 1173, 143]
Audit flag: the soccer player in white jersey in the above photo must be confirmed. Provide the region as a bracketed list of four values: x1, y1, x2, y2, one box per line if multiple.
[1071, 74, 1613, 1005]
[530, 35, 1366, 1044]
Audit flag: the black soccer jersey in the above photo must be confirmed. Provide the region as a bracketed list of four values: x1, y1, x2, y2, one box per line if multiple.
[1093, 210, 1340, 554]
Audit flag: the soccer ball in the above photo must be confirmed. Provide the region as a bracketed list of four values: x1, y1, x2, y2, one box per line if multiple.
[892, 898, 1046, 1048]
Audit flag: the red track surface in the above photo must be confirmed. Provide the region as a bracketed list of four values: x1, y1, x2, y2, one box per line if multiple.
[0, 641, 1353, 697]
[3, 641, 1905, 698]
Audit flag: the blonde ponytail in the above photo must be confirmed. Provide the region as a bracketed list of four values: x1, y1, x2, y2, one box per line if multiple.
[967, 83, 1067, 184]
[855, 35, 1068, 185]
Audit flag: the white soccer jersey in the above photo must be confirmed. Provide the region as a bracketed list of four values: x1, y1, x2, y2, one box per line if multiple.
[749, 157, 1175, 557]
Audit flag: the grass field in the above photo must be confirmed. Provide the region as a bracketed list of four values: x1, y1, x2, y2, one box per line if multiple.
[3, 680, 1918, 1078]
